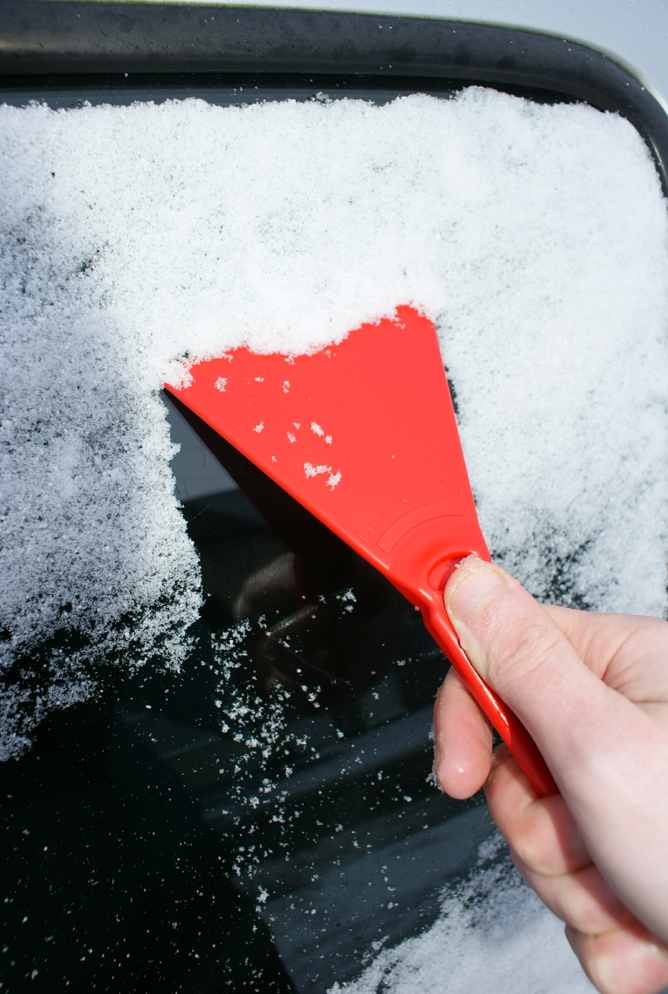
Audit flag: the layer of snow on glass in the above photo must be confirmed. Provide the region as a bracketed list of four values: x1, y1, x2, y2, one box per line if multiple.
[0, 88, 667, 764]
[329, 832, 595, 994]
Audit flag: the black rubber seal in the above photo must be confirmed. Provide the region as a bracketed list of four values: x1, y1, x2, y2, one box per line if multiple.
[1, 1, 667, 191]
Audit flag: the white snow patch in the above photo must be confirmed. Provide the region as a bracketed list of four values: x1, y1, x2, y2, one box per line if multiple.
[1, 87, 667, 759]
[253, 422, 264, 433]
[304, 462, 331, 478]
[330, 834, 595, 994]
[337, 589, 356, 604]
[214, 376, 227, 392]
[303, 462, 341, 488]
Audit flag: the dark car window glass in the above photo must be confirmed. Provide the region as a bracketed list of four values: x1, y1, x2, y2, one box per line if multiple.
[1, 351, 492, 994]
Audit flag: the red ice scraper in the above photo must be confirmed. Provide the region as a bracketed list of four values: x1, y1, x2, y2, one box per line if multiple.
[165, 306, 556, 797]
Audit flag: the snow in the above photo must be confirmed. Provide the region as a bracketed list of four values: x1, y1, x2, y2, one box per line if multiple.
[330, 832, 595, 994]
[304, 462, 332, 477]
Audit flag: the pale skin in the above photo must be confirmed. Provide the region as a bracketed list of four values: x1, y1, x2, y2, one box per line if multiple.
[432, 555, 668, 994]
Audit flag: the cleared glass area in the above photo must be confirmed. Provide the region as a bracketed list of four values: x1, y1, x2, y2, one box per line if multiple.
[1, 387, 491, 992]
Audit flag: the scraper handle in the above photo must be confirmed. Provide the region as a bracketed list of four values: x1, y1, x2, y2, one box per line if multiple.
[422, 589, 558, 798]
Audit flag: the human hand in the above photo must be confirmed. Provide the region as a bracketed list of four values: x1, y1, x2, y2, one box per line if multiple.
[432, 555, 668, 994]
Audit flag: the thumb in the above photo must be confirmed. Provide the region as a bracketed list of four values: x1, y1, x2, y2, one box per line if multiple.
[444, 556, 619, 786]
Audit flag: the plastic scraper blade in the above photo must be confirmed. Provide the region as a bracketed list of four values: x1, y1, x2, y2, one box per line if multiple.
[165, 306, 556, 797]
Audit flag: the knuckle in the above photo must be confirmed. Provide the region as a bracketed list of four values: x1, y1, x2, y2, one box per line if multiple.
[485, 614, 561, 692]
[512, 826, 555, 875]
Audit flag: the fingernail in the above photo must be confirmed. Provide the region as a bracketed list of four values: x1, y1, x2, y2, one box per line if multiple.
[448, 566, 506, 622]
[590, 932, 668, 994]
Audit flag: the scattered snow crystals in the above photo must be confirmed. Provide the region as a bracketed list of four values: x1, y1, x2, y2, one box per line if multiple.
[283, 380, 290, 393]
[208, 621, 309, 852]
[1, 87, 668, 765]
[309, 422, 334, 445]
[214, 376, 227, 392]
[253, 422, 264, 433]
[304, 462, 331, 478]
[337, 588, 356, 612]
[287, 432, 297, 443]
